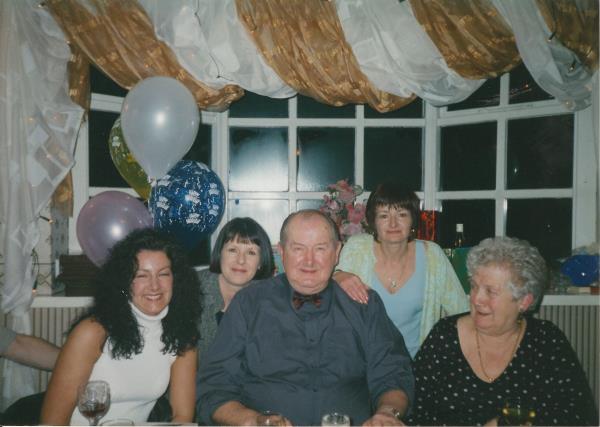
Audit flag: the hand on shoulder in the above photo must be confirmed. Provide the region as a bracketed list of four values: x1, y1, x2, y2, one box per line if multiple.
[334, 271, 370, 304]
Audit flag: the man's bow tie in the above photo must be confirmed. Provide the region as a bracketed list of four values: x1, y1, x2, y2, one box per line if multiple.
[292, 291, 322, 310]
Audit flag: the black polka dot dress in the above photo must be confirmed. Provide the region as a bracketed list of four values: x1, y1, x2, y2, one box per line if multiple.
[407, 314, 599, 426]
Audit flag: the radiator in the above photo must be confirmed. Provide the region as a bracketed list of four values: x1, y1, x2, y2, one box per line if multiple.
[537, 304, 599, 403]
[30, 305, 89, 390]
[0, 298, 91, 395]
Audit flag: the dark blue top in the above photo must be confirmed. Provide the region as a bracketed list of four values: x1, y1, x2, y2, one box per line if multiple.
[196, 273, 414, 426]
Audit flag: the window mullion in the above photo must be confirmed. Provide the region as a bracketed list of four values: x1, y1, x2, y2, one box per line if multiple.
[289, 96, 298, 212]
[423, 101, 439, 211]
[496, 115, 507, 237]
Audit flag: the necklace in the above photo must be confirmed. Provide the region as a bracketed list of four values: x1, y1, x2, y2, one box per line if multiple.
[475, 319, 524, 383]
[385, 249, 411, 291]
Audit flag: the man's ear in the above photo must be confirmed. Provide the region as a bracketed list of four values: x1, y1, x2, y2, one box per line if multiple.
[277, 242, 284, 257]
[334, 241, 342, 263]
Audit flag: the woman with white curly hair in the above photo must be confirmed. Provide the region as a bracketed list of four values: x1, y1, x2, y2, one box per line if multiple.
[408, 236, 598, 426]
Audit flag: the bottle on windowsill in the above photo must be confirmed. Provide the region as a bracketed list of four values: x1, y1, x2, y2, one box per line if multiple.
[453, 223, 465, 248]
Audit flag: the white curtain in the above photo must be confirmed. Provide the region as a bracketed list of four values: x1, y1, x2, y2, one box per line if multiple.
[0, 0, 84, 408]
[492, 0, 596, 111]
[140, 0, 296, 98]
[335, 0, 485, 106]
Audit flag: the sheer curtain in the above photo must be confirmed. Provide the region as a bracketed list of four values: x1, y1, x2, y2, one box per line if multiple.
[336, 0, 486, 106]
[492, 0, 597, 111]
[0, 0, 84, 408]
[140, 0, 295, 98]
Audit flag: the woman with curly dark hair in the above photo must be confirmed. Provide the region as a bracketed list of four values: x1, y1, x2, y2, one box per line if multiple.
[41, 228, 200, 425]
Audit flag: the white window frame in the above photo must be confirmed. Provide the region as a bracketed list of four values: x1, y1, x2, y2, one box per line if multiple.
[69, 77, 597, 254]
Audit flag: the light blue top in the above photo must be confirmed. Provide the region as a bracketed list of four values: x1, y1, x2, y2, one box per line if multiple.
[336, 234, 469, 345]
[371, 240, 425, 358]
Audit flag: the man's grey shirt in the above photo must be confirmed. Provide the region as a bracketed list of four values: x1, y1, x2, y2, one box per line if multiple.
[196, 274, 414, 426]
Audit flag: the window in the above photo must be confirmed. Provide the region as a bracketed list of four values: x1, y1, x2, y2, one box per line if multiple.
[71, 66, 597, 266]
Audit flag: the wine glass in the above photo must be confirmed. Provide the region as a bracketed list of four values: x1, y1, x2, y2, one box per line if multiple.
[321, 412, 351, 426]
[77, 380, 111, 426]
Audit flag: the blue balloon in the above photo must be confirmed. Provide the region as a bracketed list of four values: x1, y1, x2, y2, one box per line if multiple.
[149, 160, 225, 249]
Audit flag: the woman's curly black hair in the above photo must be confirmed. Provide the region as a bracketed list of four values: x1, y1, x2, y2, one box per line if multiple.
[82, 227, 200, 359]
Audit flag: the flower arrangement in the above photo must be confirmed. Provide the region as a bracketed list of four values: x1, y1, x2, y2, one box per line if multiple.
[319, 179, 367, 241]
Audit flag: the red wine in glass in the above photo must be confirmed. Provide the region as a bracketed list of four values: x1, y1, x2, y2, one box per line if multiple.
[78, 380, 111, 426]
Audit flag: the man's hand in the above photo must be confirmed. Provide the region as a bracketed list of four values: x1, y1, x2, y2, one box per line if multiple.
[333, 271, 370, 304]
[362, 411, 405, 426]
[364, 394, 408, 426]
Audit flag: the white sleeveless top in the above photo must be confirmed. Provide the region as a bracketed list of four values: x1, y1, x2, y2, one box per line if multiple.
[70, 304, 176, 425]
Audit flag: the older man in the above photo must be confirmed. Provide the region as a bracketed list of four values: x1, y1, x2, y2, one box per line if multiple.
[197, 210, 413, 426]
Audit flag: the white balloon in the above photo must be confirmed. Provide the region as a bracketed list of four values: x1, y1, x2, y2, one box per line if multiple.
[121, 76, 200, 179]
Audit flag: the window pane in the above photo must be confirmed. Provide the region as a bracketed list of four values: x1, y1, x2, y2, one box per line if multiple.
[297, 127, 355, 191]
[229, 199, 288, 245]
[229, 127, 288, 191]
[440, 122, 496, 191]
[364, 127, 422, 191]
[438, 200, 495, 249]
[507, 115, 573, 189]
[229, 91, 288, 118]
[365, 98, 423, 118]
[90, 64, 127, 97]
[297, 199, 322, 211]
[509, 63, 553, 104]
[447, 77, 500, 111]
[297, 94, 355, 118]
[89, 111, 127, 187]
[183, 124, 212, 165]
[506, 198, 572, 262]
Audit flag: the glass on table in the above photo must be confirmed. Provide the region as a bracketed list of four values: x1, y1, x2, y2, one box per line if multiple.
[321, 412, 350, 426]
[256, 410, 285, 426]
[99, 419, 134, 426]
[77, 380, 111, 426]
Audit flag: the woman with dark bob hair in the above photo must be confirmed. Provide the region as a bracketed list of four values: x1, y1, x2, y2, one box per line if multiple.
[408, 237, 598, 426]
[334, 181, 468, 357]
[41, 228, 200, 425]
[197, 217, 274, 357]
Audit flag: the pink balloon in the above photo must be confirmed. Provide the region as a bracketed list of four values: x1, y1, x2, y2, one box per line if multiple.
[76, 191, 153, 266]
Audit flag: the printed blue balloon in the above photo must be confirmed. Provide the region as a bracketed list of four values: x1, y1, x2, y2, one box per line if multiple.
[149, 160, 225, 249]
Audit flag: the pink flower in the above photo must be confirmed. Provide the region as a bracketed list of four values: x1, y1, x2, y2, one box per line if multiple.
[347, 203, 366, 224]
[326, 198, 340, 211]
[335, 179, 353, 192]
[337, 189, 355, 204]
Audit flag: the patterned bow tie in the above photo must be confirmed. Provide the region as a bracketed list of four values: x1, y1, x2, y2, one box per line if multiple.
[292, 291, 322, 310]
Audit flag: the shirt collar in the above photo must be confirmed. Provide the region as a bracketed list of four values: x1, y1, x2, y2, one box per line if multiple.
[282, 274, 333, 313]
